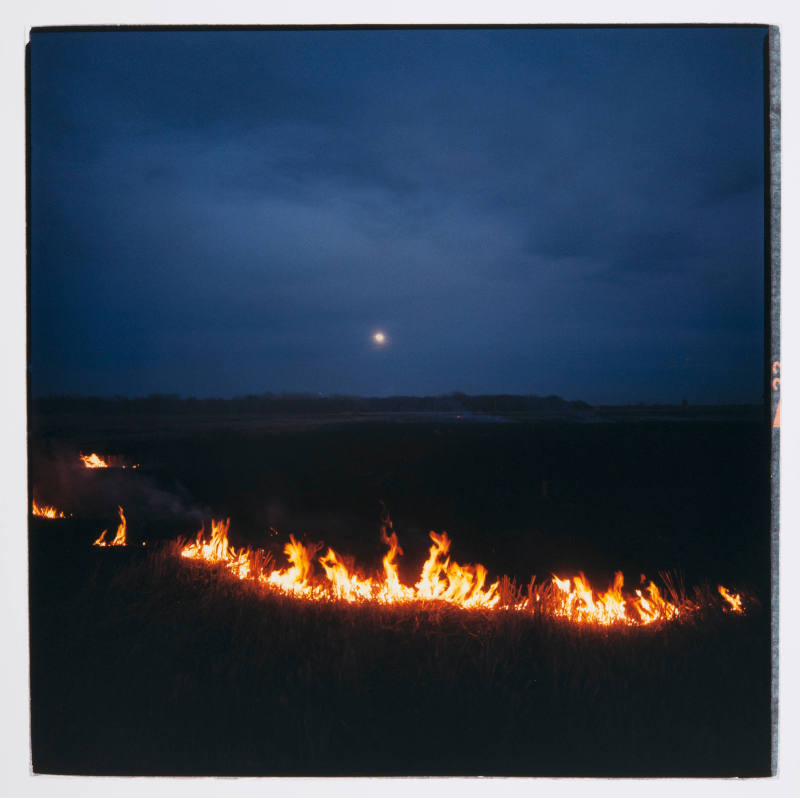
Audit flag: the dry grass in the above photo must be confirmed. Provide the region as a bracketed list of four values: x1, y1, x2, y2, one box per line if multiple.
[29, 538, 771, 777]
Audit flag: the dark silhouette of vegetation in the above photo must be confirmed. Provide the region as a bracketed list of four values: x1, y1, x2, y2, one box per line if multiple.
[31, 391, 595, 417]
[30, 393, 765, 428]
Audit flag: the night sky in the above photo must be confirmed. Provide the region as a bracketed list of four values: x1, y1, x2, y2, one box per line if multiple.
[29, 27, 767, 404]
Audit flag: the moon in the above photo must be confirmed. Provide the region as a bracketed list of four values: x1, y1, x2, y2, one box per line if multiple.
[372, 331, 387, 345]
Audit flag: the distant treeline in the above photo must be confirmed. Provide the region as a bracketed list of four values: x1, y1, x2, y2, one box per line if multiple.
[31, 392, 593, 416]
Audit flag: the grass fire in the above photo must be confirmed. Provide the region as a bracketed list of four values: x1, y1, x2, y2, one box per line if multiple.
[80, 452, 139, 469]
[92, 505, 127, 547]
[31, 499, 67, 519]
[27, 401, 772, 777]
[27, 25, 775, 780]
[179, 513, 744, 625]
[80, 452, 109, 468]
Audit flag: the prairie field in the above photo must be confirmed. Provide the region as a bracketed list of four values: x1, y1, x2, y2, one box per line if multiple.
[28, 405, 773, 776]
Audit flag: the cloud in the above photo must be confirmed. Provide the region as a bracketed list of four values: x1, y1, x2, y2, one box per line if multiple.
[29, 27, 768, 402]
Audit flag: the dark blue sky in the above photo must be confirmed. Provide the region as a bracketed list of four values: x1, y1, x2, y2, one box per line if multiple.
[29, 27, 767, 403]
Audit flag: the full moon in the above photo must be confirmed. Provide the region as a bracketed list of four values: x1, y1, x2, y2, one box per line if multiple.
[372, 331, 386, 345]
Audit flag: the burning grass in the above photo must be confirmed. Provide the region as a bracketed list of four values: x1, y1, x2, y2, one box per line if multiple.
[80, 452, 139, 469]
[31, 499, 67, 519]
[92, 505, 127, 547]
[80, 452, 110, 468]
[29, 535, 770, 776]
[28, 415, 771, 775]
[178, 512, 746, 627]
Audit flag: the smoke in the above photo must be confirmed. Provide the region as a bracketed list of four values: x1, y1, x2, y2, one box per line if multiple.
[30, 448, 207, 524]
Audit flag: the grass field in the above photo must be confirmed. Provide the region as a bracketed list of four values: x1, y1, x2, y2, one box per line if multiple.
[28, 408, 773, 776]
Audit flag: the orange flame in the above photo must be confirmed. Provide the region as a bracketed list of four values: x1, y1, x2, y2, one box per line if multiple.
[264, 535, 325, 598]
[319, 547, 375, 602]
[93, 506, 127, 547]
[550, 571, 641, 625]
[80, 452, 139, 469]
[411, 532, 500, 608]
[378, 526, 415, 602]
[32, 500, 66, 519]
[80, 453, 110, 469]
[181, 519, 254, 582]
[718, 584, 743, 613]
[548, 570, 666, 625]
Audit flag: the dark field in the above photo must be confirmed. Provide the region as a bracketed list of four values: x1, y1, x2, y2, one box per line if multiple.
[28, 407, 774, 776]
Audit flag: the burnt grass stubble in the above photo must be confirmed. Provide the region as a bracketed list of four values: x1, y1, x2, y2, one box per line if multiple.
[28, 411, 772, 776]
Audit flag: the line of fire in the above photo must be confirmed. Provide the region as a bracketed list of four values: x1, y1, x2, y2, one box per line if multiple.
[32, 453, 746, 627]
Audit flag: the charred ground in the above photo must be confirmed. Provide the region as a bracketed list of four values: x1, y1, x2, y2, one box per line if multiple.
[28, 399, 773, 776]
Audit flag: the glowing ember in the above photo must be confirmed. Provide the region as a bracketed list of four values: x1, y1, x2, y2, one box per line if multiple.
[32, 500, 66, 519]
[93, 506, 127, 547]
[80, 453, 110, 469]
[177, 516, 747, 626]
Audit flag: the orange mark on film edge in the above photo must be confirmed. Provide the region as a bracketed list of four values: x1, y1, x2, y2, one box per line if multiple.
[178, 516, 747, 626]
[772, 360, 780, 428]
